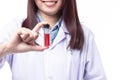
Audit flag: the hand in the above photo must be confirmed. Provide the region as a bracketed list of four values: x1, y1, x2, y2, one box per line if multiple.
[5, 22, 48, 53]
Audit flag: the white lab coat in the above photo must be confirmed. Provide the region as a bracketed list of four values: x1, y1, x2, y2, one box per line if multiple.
[0, 18, 107, 80]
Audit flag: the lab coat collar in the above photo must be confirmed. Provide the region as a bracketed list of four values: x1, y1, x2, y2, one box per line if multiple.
[61, 21, 69, 34]
[49, 20, 69, 49]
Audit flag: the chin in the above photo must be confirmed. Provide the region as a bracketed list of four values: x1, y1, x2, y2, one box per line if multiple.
[44, 10, 59, 16]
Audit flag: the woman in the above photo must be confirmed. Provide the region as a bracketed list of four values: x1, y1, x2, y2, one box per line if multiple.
[0, 0, 107, 80]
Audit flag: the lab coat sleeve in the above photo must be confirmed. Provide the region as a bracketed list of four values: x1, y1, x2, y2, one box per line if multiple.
[0, 55, 12, 69]
[0, 18, 24, 69]
[0, 57, 6, 68]
[0, 23, 10, 69]
[83, 32, 107, 80]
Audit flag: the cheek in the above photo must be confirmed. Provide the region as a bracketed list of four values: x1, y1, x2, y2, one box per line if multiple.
[58, 1, 62, 8]
[35, 0, 43, 9]
[55, 1, 62, 12]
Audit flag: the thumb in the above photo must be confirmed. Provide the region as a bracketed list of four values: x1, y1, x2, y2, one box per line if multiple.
[31, 45, 49, 51]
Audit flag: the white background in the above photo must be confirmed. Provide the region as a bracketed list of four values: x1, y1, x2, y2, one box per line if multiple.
[0, 0, 120, 80]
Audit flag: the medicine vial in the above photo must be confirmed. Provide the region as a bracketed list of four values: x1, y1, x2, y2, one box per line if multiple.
[43, 24, 50, 47]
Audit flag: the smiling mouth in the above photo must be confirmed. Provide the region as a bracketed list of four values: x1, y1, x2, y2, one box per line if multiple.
[42, 1, 57, 4]
[42, 0, 58, 7]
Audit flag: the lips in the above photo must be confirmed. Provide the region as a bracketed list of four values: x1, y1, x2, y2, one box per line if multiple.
[42, 0, 57, 7]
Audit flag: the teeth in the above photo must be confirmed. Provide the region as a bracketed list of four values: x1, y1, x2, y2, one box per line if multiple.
[46, 1, 55, 3]
[43, 1, 57, 3]
[45, 2, 55, 5]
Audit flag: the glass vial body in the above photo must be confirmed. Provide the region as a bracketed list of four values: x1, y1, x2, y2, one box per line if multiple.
[43, 24, 50, 47]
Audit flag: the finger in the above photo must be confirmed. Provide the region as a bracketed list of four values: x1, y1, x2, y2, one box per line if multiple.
[32, 21, 48, 32]
[22, 31, 38, 45]
[18, 28, 30, 40]
[27, 39, 35, 45]
[31, 45, 49, 51]
[32, 31, 38, 40]
[27, 31, 39, 45]
[18, 28, 34, 43]
[23, 33, 34, 43]
[20, 33, 30, 41]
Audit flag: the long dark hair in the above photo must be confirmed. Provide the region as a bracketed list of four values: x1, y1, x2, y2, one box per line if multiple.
[22, 0, 84, 50]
